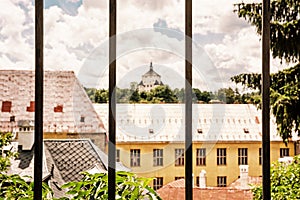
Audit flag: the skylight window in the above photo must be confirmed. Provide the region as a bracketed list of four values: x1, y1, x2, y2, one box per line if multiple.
[243, 128, 249, 133]
[197, 128, 203, 134]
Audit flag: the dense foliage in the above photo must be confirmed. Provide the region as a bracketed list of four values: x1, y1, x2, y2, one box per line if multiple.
[251, 155, 300, 200]
[85, 86, 258, 104]
[231, 65, 300, 143]
[60, 171, 161, 200]
[233, 0, 300, 143]
[0, 132, 15, 172]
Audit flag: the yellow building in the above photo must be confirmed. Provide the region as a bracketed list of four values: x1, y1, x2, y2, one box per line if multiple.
[94, 104, 297, 189]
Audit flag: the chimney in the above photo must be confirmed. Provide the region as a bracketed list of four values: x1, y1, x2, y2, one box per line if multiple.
[199, 170, 207, 188]
[16, 120, 34, 150]
[239, 165, 249, 189]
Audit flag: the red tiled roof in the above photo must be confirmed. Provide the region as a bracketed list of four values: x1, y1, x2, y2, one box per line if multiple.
[157, 179, 253, 200]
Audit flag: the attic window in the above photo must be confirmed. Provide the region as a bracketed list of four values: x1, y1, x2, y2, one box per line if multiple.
[2, 101, 12, 112]
[54, 105, 63, 112]
[149, 129, 154, 134]
[26, 101, 35, 112]
[243, 128, 249, 134]
[197, 128, 203, 134]
[80, 116, 85, 123]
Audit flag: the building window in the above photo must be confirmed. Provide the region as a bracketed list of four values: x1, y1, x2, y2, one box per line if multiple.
[80, 116, 85, 122]
[153, 149, 163, 166]
[196, 176, 200, 187]
[217, 148, 226, 165]
[116, 149, 120, 162]
[238, 148, 248, 165]
[259, 148, 262, 165]
[2, 101, 12, 112]
[217, 176, 227, 187]
[175, 176, 184, 181]
[175, 148, 184, 166]
[130, 149, 140, 167]
[196, 148, 206, 166]
[10, 116, 15, 122]
[149, 129, 154, 134]
[280, 148, 289, 158]
[153, 177, 163, 190]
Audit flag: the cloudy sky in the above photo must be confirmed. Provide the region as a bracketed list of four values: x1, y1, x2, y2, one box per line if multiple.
[0, 0, 288, 91]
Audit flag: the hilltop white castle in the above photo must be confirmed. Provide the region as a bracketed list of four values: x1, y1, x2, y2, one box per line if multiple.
[137, 62, 163, 92]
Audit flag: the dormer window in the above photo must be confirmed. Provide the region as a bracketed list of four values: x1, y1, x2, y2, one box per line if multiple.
[2, 101, 12, 112]
[149, 129, 154, 134]
[54, 105, 63, 112]
[243, 128, 249, 133]
[197, 128, 203, 134]
[26, 101, 35, 112]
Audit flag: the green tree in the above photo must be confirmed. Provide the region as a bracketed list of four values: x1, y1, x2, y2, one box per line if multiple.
[61, 171, 161, 200]
[148, 85, 178, 103]
[84, 88, 98, 103]
[173, 88, 184, 102]
[129, 89, 141, 103]
[192, 88, 213, 103]
[116, 88, 132, 103]
[95, 89, 108, 103]
[232, 0, 300, 143]
[216, 88, 236, 104]
[251, 155, 300, 200]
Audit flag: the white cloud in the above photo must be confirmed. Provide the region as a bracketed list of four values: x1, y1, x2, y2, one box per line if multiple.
[0, 0, 34, 69]
[0, 0, 291, 91]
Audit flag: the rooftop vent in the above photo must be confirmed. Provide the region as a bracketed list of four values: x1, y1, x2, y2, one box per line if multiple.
[197, 128, 203, 134]
[243, 128, 249, 134]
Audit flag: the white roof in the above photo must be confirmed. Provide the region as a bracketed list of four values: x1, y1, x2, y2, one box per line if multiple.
[94, 104, 295, 142]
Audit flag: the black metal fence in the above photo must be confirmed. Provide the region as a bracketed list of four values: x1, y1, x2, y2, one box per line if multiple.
[34, 0, 270, 199]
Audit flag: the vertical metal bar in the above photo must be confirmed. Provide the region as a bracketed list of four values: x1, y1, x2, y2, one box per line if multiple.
[108, 0, 116, 199]
[262, 0, 270, 199]
[185, 0, 193, 199]
[34, 0, 43, 199]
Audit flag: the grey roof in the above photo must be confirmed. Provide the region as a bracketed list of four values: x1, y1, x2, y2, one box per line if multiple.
[143, 68, 160, 77]
[44, 139, 130, 198]
[142, 63, 161, 77]
[44, 139, 130, 182]
[138, 80, 144, 86]
[44, 139, 106, 182]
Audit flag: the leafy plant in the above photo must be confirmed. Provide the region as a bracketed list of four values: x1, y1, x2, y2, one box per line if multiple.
[0, 174, 53, 200]
[251, 155, 300, 200]
[0, 132, 17, 172]
[0, 132, 53, 200]
[60, 171, 162, 200]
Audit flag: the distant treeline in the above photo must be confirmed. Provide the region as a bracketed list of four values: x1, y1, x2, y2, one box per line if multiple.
[85, 85, 259, 104]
